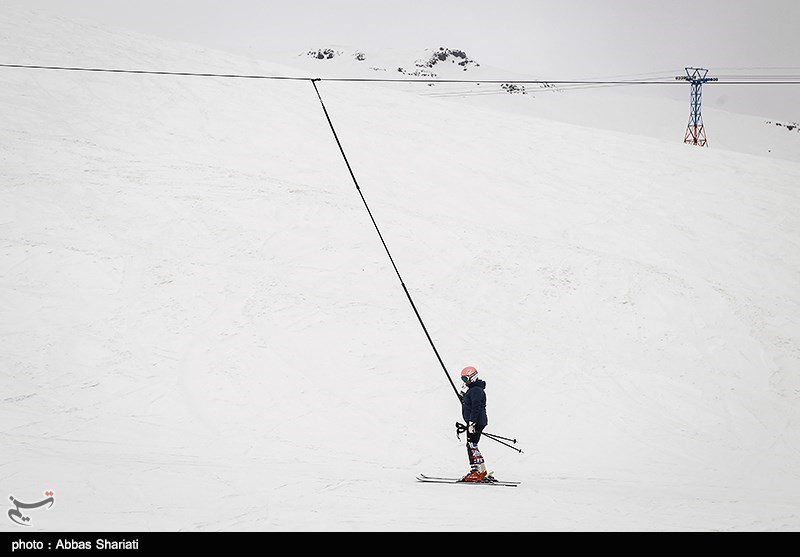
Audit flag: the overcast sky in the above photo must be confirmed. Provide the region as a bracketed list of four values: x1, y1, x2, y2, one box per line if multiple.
[14, 1, 798, 74]
[12, 0, 800, 118]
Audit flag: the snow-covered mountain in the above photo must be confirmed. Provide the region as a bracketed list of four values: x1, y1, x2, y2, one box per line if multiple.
[283, 44, 800, 164]
[1, 8, 799, 531]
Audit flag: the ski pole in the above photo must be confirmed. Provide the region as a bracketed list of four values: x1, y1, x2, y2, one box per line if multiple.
[455, 422, 518, 444]
[455, 422, 523, 453]
[483, 431, 518, 444]
[483, 432, 524, 453]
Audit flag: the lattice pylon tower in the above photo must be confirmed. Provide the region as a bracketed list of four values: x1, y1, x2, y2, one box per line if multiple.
[676, 67, 717, 146]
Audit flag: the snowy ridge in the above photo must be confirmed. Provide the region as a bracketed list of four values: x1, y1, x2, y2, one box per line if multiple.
[297, 45, 483, 77]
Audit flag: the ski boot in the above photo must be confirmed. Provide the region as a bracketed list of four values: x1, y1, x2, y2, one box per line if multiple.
[461, 470, 487, 483]
[461, 462, 489, 483]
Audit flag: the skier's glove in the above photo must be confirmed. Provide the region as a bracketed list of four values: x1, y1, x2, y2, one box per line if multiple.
[468, 422, 476, 434]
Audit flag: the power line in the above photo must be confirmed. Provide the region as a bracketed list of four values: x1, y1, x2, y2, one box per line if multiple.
[3, 63, 800, 85]
[711, 79, 800, 83]
[713, 66, 800, 71]
[422, 81, 654, 98]
[0, 63, 699, 84]
[3, 62, 800, 85]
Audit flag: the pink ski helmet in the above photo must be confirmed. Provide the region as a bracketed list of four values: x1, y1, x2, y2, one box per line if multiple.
[460, 366, 478, 383]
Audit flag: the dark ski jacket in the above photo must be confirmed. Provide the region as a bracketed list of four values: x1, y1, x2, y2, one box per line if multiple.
[461, 379, 488, 426]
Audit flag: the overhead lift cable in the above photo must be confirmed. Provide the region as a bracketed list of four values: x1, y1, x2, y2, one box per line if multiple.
[309, 79, 463, 402]
[2, 63, 800, 84]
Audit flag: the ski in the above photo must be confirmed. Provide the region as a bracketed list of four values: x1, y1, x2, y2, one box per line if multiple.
[417, 475, 519, 487]
[418, 473, 520, 485]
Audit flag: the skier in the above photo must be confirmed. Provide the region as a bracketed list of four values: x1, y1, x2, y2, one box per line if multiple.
[460, 366, 492, 482]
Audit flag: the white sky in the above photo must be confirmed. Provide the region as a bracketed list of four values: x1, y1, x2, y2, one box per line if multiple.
[15, 1, 799, 74]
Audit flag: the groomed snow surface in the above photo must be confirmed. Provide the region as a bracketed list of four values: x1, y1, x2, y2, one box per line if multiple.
[1, 9, 799, 531]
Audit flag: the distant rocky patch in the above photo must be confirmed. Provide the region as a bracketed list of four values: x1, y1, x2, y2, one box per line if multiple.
[306, 48, 340, 60]
[396, 66, 438, 77]
[501, 83, 527, 94]
[394, 47, 479, 77]
[303, 46, 482, 78]
[415, 47, 480, 72]
[766, 120, 798, 132]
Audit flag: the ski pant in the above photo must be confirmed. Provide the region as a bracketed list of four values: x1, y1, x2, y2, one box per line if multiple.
[466, 424, 486, 470]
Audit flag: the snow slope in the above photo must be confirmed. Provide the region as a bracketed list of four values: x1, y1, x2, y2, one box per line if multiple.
[2, 8, 800, 531]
